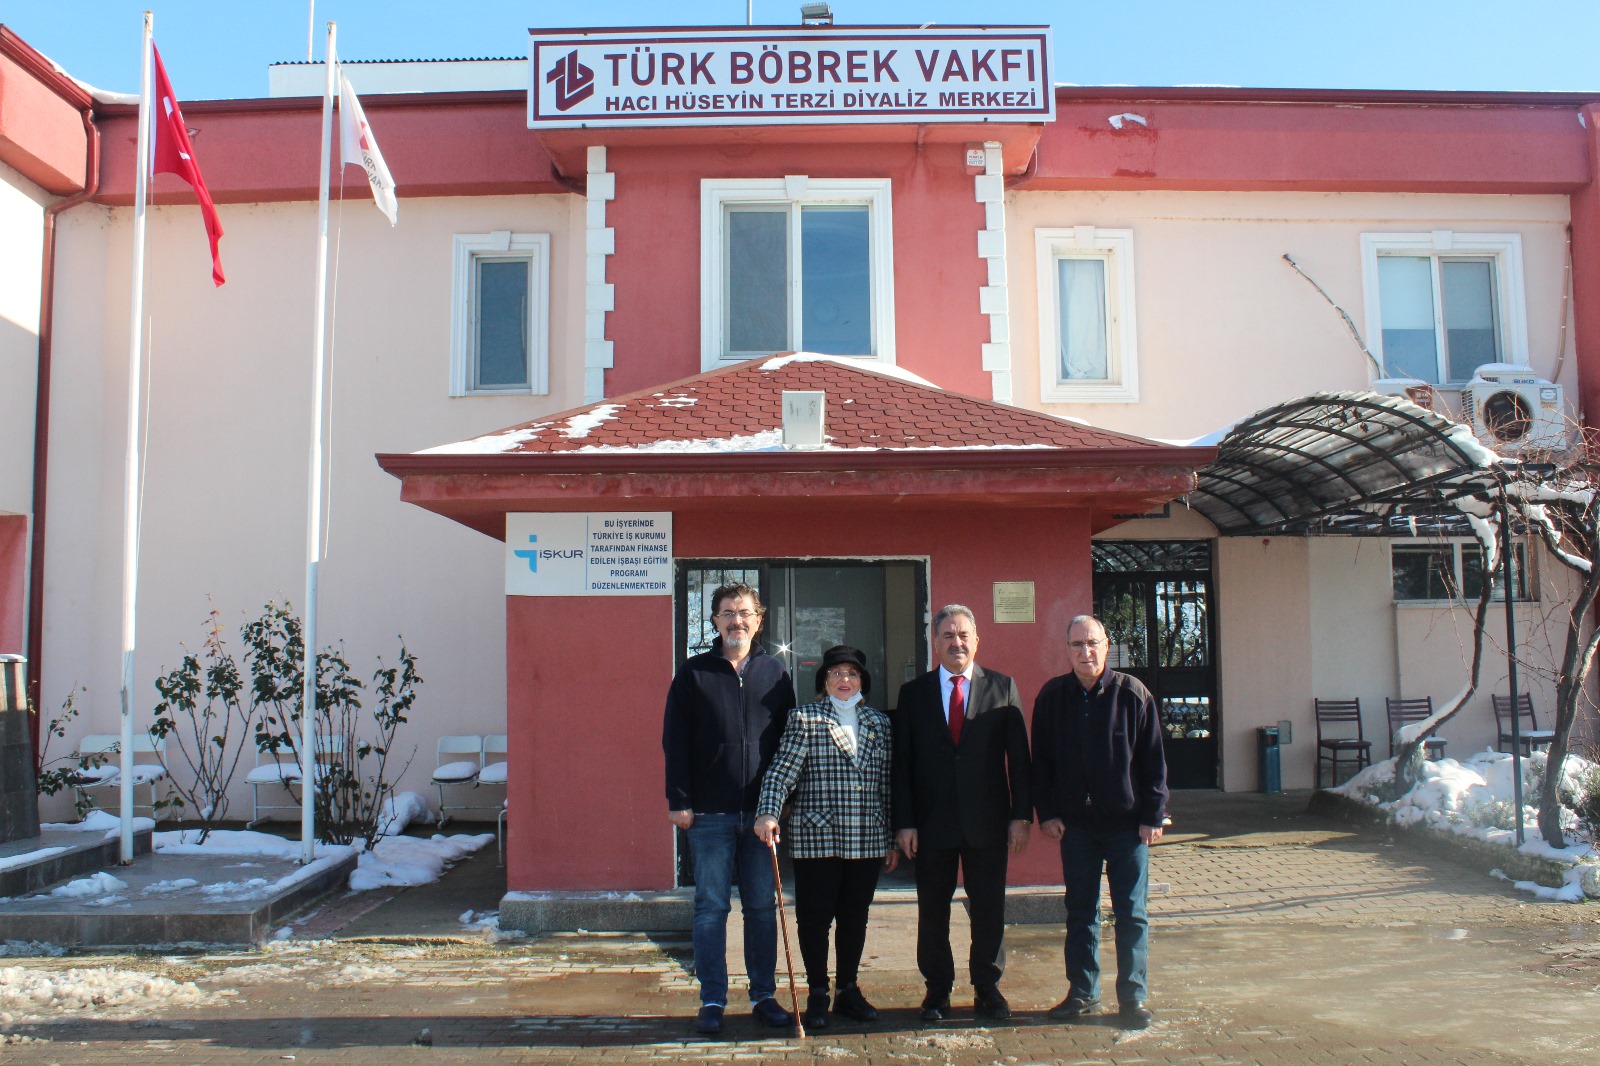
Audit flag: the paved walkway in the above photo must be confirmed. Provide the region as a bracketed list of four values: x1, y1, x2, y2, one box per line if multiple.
[3, 793, 1598, 1064]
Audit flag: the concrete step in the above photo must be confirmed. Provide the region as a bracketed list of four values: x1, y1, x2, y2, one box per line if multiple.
[0, 826, 153, 898]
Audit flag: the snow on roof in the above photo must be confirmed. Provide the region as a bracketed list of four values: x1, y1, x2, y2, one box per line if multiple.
[416, 354, 1181, 458]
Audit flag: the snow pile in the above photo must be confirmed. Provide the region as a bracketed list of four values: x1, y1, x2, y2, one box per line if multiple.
[42, 810, 154, 834]
[1333, 749, 1600, 898]
[0, 941, 65, 958]
[349, 832, 493, 891]
[378, 790, 435, 836]
[0, 965, 217, 1022]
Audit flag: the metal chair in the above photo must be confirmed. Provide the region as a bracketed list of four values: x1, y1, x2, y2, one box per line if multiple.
[71, 733, 169, 817]
[481, 734, 508, 858]
[246, 734, 343, 827]
[1385, 697, 1447, 760]
[431, 735, 483, 828]
[1314, 698, 1372, 787]
[1492, 693, 1556, 755]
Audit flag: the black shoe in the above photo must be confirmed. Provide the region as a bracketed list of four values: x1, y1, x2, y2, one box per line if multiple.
[694, 1004, 724, 1034]
[919, 990, 952, 1022]
[1119, 1001, 1154, 1029]
[752, 997, 794, 1028]
[974, 987, 1011, 1021]
[804, 991, 830, 1029]
[1048, 995, 1101, 1021]
[833, 983, 878, 1022]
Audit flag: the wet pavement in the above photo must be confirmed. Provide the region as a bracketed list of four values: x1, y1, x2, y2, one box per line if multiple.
[3, 794, 1599, 1064]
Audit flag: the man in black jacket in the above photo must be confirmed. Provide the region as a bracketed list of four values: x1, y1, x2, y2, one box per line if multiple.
[1032, 614, 1167, 1030]
[892, 604, 1031, 1022]
[663, 583, 796, 1035]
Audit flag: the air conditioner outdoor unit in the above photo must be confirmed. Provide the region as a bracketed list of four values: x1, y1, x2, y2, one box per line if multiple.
[1460, 365, 1569, 456]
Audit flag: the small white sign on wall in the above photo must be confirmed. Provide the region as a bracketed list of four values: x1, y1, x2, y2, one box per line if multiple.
[506, 512, 673, 596]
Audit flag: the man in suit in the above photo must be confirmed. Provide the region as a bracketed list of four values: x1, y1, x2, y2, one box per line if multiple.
[892, 604, 1031, 1022]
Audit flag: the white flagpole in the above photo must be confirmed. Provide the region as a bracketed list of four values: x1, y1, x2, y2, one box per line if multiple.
[119, 11, 156, 865]
[301, 21, 336, 864]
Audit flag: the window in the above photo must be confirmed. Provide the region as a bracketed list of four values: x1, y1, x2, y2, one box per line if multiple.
[1392, 541, 1530, 602]
[451, 232, 551, 396]
[1036, 227, 1138, 403]
[1361, 232, 1528, 386]
[701, 177, 895, 369]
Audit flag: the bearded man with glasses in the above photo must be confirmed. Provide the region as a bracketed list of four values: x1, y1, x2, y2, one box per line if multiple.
[663, 583, 797, 1035]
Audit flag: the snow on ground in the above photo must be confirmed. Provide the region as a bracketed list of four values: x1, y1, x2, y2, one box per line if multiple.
[1332, 748, 1600, 899]
[348, 833, 494, 891]
[0, 964, 221, 1023]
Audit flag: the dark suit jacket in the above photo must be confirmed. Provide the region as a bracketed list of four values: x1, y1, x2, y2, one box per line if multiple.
[891, 665, 1031, 851]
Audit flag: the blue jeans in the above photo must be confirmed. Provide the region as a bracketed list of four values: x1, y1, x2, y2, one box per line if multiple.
[1061, 825, 1150, 1004]
[686, 812, 777, 1006]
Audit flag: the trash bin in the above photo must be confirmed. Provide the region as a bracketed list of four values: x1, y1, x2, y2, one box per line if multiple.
[1257, 726, 1282, 794]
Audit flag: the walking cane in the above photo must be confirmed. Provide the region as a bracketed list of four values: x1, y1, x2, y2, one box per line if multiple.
[767, 837, 806, 1038]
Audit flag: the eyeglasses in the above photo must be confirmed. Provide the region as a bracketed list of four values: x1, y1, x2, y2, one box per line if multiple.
[715, 610, 759, 621]
[1068, 639, 1108, 651]
[826, 668, 861, 679]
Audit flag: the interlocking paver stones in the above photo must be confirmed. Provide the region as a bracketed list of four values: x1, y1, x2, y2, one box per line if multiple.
[3, 798, 1598, 1064]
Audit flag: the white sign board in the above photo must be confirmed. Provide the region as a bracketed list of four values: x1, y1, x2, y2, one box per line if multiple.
[506, 513, 672, 596]
[529, 27, 1053, 129]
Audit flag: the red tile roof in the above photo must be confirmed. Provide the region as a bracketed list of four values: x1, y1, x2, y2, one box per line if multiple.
[421, 355, 1172, 456]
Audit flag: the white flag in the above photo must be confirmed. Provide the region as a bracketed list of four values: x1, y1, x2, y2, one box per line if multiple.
[339, 72, 397, 225]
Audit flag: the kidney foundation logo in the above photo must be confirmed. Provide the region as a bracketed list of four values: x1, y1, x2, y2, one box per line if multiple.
[547, 50, 596, 110]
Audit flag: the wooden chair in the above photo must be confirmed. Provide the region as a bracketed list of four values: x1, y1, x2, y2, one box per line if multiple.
[1315, 698, 1372, 787]
[1385, 697, 1447, 760]
[1492, 693, 1556, 755]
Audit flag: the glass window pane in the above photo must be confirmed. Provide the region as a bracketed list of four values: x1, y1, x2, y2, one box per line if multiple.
[1058, 257, 1109, 380]
[727, 208, 789, 353]
[799, 206, 871, 355]
[1441, 258, 1499, 382]
[475, 258, 529, 388]
[1378, 256, 1440, 384]
[1463, 543, 1527, 600]
[1392, 545, 1455, 600]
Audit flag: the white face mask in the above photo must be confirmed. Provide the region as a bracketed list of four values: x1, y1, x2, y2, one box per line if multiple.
[830, 693, 863, 711]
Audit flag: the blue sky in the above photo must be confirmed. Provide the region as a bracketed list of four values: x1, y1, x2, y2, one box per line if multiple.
[6, 1, 1599, 100]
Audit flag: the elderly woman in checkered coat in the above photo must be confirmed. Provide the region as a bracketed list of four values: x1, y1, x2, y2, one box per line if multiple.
[755, 645, 898, 1030]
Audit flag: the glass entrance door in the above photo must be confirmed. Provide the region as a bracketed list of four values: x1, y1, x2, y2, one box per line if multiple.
[672, 558, 927, 885]
[1092, 541, 1218, 790]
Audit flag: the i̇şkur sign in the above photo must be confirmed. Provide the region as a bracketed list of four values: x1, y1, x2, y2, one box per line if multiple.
[529, 26, 1053, 129]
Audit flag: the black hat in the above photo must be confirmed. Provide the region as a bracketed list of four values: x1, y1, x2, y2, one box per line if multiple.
[815, 645, 871, 697]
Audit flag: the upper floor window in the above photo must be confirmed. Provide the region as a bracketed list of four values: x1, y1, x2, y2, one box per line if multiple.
[1035, 227, 1139, 403]
[700, 177, 895, 370]
[1360, 232, 1528, 386]
[451, 231, 551, 396]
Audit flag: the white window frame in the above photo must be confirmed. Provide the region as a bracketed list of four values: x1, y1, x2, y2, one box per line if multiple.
[700, 176, 896, 371]
[1360, 231, 1528, 387]
[1391, 538, 1534, 605]
[1035, 227, 1139, 404]
[450, 231, 551, 396]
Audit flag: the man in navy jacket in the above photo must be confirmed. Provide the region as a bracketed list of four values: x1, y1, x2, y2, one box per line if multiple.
[1032, 613, 1167, 1030]
[663, 583, 796, 1035]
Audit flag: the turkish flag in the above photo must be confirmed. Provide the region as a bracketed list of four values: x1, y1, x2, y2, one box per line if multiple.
[151, 43, 224, 286]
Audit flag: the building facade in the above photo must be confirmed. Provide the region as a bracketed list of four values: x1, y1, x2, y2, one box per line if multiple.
[4, 23, 1599, 896]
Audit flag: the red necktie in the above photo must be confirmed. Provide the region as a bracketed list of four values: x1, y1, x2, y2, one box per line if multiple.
[948, 675, 965, 745]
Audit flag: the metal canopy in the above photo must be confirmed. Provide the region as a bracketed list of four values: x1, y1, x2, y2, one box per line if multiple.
[1190, 392, 1500, 536]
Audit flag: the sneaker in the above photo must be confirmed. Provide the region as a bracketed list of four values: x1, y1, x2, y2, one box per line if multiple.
[833, 983, 878, 1022]
[694, 1004, 724, 1034]
[1048, 994, 1100, 1021]
[752, 997, 794, 1028]
[804, 991, 830, 1029]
